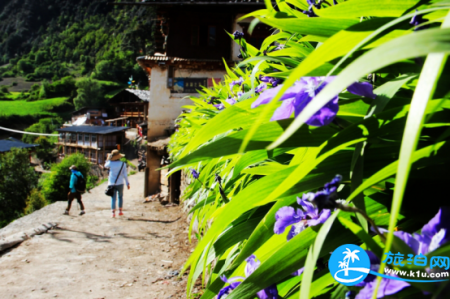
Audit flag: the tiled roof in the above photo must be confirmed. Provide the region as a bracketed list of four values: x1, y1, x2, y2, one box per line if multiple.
[125, 89, 150, 101]
[56, 126, 128, 135]
[0, 139, 39, 153]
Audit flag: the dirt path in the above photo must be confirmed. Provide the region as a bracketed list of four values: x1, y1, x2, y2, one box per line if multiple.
[0, 171, 195, 299]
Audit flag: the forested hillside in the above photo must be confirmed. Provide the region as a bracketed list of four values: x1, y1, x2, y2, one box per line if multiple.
[0, 0, 154, 84]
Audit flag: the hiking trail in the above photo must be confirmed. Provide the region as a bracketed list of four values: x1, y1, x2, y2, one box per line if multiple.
[0, 171, 196, 299]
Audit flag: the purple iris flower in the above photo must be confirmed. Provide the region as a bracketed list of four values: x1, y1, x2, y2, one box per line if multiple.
[355, 251, 410, 299]
[302, 8, 318, 18]
[214, 103, 225, 110]
[252, 76, 376, 126]
[255, 83, 267, 94]
[357, 208, 450, 298]
[233, 30, 244, 39]
[394, 207, 450, 255]
[410, 9, 429, 31]
[259, 75, 283, 87]
[190, 168, 199, 179]
[226, 97, 237, 105]
[237, 91, 244, 98]
[218, 255, 278, 299]
[274, 175, 342, 240]
[229, 77, 244, 89]
[274, 195, 331, 240]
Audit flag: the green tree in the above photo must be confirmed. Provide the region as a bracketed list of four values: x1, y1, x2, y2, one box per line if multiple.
[0, 148, 38, 227]
[24, 189, 48, 215]
[73, 78, 104, 109]
[41, 153, 90, 203]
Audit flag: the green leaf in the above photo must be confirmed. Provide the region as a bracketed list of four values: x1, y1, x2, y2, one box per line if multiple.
[316, 0, 421, 18]
[270, 27, 450, 149]
[374, 12, 450, 298]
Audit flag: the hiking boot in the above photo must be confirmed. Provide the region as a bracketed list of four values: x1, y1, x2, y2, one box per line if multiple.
[111, 212, 116, 218]
[63, 210, 69, 215]
[118, 211, 124, 216]
[79, 211, 85, 216]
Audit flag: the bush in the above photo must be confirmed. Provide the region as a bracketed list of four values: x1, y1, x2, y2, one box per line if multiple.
[86, 175, 98, 190]
[41, 153, 91, 203]
[24, 189, 49, 215]
[0, 148, 38, 227]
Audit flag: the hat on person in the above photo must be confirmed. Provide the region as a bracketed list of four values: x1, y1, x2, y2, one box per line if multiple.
[108, 149, 125, 161]
[69, 165, 77, 170]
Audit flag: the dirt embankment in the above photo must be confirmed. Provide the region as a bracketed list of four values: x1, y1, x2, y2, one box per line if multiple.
[0, 171, 197, 299]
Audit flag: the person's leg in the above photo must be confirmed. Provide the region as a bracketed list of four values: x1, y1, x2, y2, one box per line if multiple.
[66, 192, 74, 214]
[111, 186, 117, 217]
[117, 184, 124, 216]
[76, 192, 85, 215]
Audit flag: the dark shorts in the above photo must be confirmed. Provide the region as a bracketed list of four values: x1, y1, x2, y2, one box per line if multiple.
[68, 191, 81, 201]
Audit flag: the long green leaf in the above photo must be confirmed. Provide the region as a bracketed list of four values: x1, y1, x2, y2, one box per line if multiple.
[373, 12, 450, 299]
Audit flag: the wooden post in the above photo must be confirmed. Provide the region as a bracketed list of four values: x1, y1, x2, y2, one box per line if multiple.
[102, 135, 106, 166]
[96, 134, 99, 164]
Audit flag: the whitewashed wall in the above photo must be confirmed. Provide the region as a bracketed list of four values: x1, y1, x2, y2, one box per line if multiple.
[147, 66, 226, 139]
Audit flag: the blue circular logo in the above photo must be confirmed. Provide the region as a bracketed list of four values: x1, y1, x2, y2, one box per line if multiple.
[329, 244, 371, 286]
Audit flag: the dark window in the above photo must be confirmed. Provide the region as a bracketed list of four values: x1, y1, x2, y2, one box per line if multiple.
[208, 26, 216, 47]
[199, 25, 208, 47]
[191, 26, 199, 46]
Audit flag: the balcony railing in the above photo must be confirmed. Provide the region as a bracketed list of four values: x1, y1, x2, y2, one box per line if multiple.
[120, 112, 145, 117]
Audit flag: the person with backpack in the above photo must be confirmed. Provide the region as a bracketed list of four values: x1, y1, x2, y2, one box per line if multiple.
[64, 165, 86, 216]
[104, 150, 130, 218]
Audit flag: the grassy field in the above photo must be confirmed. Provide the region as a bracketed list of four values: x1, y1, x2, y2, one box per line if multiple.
[0, 77, 40, 92]
[0, 97, 69, 117]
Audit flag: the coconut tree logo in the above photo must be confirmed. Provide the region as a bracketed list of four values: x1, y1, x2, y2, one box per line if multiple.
[329, 244, 370, 286]
[342, 248, 360, 276]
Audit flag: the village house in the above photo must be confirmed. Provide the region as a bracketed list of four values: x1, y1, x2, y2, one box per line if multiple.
[106, 89, 150, 128]
[69, 107, 108, 126]
[56, 126, 127, 165]
[112, 0, 271, 200]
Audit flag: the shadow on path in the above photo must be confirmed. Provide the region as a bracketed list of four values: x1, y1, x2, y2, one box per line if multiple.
[126, 217, 181, 224]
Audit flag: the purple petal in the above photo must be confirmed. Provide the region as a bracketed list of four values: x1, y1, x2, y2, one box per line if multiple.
[245, 254, 261, 277]
[347, 82, 376, 99]
[393, 231, 421, 255]
[429, 229, 447, 252]
[251, 81, 306, 109]
[297, 195, 318, 218]
[274, 206, 304, 234]
[292, 267, 304, 276]
[226, 97, 237, 105]
[256, 285, 278, 299]
[218, 285, 234, 299]
[356, 278, 409, 299]
[421, 207, 450, 245]
[307, 209, 331, 226]
[214, 103, 225, 110]
[252, 85, 283, 108]
[255, 83, 267, 93]
[298, 95, 339, 127]
[287, 221, 306, 240]
[270, 98, 295, 121]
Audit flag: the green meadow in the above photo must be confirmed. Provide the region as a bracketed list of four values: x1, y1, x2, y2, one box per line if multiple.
[0, 97, 68, 117]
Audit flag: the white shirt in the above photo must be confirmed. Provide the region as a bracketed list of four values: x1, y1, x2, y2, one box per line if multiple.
[105, 160, 129, 186]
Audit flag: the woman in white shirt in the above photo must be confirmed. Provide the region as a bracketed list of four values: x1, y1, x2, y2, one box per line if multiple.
[104, 150, 130, 218]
